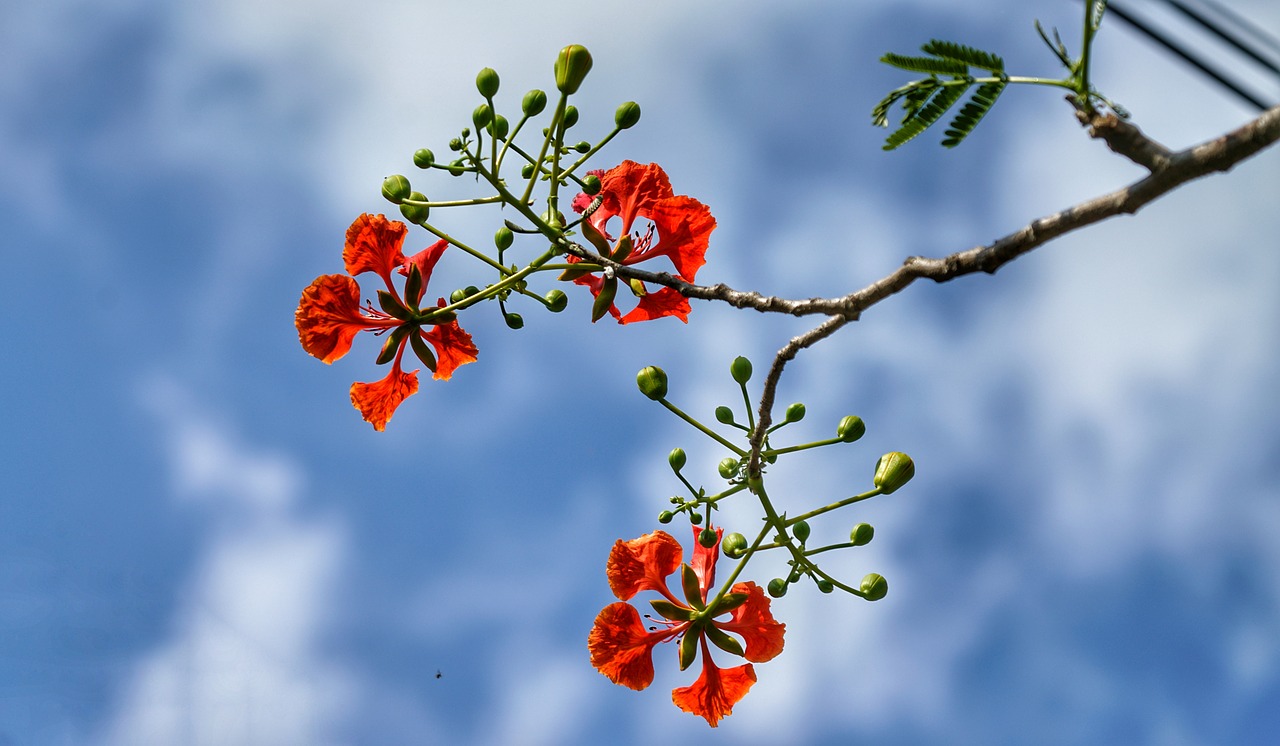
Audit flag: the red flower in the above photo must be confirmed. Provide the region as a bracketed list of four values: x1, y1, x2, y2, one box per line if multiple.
[569, 161, 715, 324]
[588, 527, 785, 727]
[295, 214, 478, 431]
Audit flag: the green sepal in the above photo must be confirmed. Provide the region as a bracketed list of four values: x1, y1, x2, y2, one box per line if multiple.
[678, 624, 701, 670]
[580, 219, 613, 256]
[680, 563, 704, 610]
[611, 234, 634, 263]
[709, 592, 749, 616]
[402, 263, 424, 308]
[591, 276, 617, 322]
[649, 599, 694, 622]
[704, 624, 745, 658]
[557, 266, 592, 282]
[409, 331, 438, 372]
[377, 290, 411, 320]
[375, 325, 411, 365]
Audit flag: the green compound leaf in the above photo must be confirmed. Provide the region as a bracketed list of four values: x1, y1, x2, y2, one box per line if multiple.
[919, 39, 1005, 73]
[941, 80, 1006, 148]
[882, 83, 968, 151]
[879, 52, 969, 77]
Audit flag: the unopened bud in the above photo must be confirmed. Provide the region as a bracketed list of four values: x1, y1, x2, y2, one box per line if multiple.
[554, 45, 593, 94]
[504, 312, 524, 329]
[767, 578, 788, 598]
[522, 89, 548, 116]
[472, 103, 493, 130]
[636, 366, 668, 400]
[381, 174, 412, 204]
[413, 149, 435, 168]
[399, 191, 429, 225]
[817, 579, 834, 594]
[582, 174, 601, 195]
[850, 522, 874, 546]
[562, 105, 579, 129]
[791, 520, 811, 544]
[784, 402, 806, 423]
[494, 226, 514, 250]
[714, 406, 734, 425]
[718, 457, 739, 480]
[698, 528, 717, 548]
[722, 532, 748, 558]
[658, 510, 674, 524]
[730, 356, 752, 384]
[475, 67, 500, 98]
[837, 415, 866, 442]
[668, 448, 686, 472]
[873, 452, 915, 494]
[544, 289, 568, 313]
[615, 101, 642, 129]
[487, 115, 509, 140]
[860, 573, 888, 601]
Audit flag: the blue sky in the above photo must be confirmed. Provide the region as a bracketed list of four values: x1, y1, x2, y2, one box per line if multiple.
[2, 0, 1278, 743]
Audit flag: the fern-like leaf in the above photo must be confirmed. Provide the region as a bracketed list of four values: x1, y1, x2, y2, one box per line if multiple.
[883, 83, 968, 150]
[940, 81, 1005, 147]
[872, 79, 939, 128]
[919, 39, 1005, 73]
[879, 52, 969, 76]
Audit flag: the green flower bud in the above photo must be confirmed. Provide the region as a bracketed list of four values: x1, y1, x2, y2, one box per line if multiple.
[792, 519, 811, 544]
[381, 174, 411, 204]
[689, 511, 702, 525]
[562, 105, 579, 129]
[658, 510, 674, 524]
[787, 568, 803, 583]
[544, 289, 568, 313]
[860, 573, 888, 601]
[448, 137, 463, 152]
[461, 127, 471, 137]
[554, 44, 593, 95]
[504, 312, 524, 329]
[636, 366, 668, 400]
[837, 415, 866, 442]
[590, 276, 616, 322]
[399, 191, 430, 225]
[615, 101, 642, 129]
[668, 448, 686, 472]
[850, 522, 874, 546]
[873, 452, 915, 494]
[714, 406, 734, 425]
[730, 356, 752, 384]
[541, 209, 566, 229]
[522, 89, 547, 116]
[785, 402, 806, 423]
[475, 67, 500, 98]
[447, 159, 465, 176]
[817, 579, 834, 594]
[449, 288, 467, 304]
[678, 621, 700, 670]
[472, 103, 493, 130]
[698, 528, 717, 548]
[767, 578, 788, 598]
[494, 226, 514, 250]
[717, 457, 738, 480]
[521, 163, 536, 180]
[463, 285, 481, 298]
[722, 532, 748, 558]
[573, 140, 591, 154]
[413, 148, 435, 168]
[582, 174, 601, 195]
[487, 115, 509, 140]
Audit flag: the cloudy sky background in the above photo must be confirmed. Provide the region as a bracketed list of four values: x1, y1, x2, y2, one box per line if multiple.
[3, 0, 1278, 743]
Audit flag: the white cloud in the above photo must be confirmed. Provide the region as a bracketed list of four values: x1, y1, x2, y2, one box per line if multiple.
[94, 380, 354, 746]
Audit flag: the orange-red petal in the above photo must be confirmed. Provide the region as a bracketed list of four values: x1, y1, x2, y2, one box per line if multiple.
[420, 302, 479, 380]
[671, 653, 756, 728]
[296, 274, 377, 363]
[401, 239, 450, 306]
[606, 530, 684, 600]
[588, 602, 670, 691]
[595, 160, 673, 236]
[343, 214, 408, 285]
[716, 581, 785, 663]
[618, 287, 691, 325]
[641, 194, 715, 282]
[349, 366, 419, 431]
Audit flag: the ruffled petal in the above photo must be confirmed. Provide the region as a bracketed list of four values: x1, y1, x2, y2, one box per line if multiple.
[420, 307, 479, 381]
[295, 274, 377, 363]
[349, 365, 419, 431]
[606, 530, 684, 600]
[671, 646, 756, 728]
[636, 194, 715, 281]
[689, 526, 722, 602]
[588, 602, 671, 691]
[619, 287, 691, 325]
[343, 214, 408, 286]
[400, 239, 450, 306]
[595, 160, 673, 237]
[716, 581, 786, 663]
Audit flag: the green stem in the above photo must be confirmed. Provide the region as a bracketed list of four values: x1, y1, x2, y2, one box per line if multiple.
[401, 195, 505, 209]
[785, 487, 882, 525]
[561, 126, 623, 179]
[762, 436, 843, 458]
[519, 95, 566, 207]
[419, 222, 510, 275]
[658, 399, 747, 457]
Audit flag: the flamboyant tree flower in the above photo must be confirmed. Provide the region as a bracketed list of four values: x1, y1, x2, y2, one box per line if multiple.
[567, 160, 716, 324]
[295, 213, 478, 431]
[588, 526, 785, 727]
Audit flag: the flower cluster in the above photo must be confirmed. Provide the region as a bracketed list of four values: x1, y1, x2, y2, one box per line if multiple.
[569, 161, 716, 324]
[588, 526, 785, 726]
[295, 213, 478, 430]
